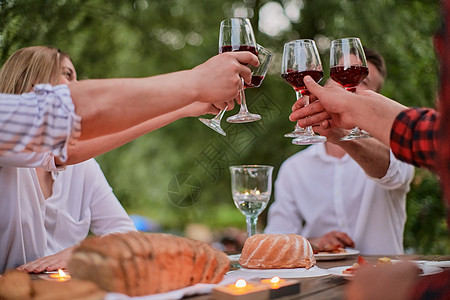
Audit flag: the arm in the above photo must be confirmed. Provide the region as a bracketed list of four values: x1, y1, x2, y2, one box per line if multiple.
[71, 52, 258, 140]
[0, 52, 257, 160]
[60, 101, 228, 165]
[314, 126, 391, 179]
[290, 76, 407, 147]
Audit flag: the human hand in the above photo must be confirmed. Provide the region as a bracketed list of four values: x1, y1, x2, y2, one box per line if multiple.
[290, 76, 360, 129]
[16, 246, 75, 273]
[346, 261, 419, 300]
[309, 231, 355, 252]
[183, 100, 235, 118]
[191, 52, 259, 105]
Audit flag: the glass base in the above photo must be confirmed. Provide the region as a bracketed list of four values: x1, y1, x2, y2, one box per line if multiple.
[292, 134, 327, 145]
[340, 128, 372, 141]
[199, 118, 226, 136]
[226, 112, 261, 123]
[284, 128, 307, 138]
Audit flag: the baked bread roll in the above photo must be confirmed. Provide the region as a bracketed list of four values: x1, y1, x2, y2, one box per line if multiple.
[68, 232, 229, 296]
[239, 234, 316, 269]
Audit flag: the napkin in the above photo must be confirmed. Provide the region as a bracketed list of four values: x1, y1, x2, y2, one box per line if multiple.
[105, 284, 216, 300]
[104, 276, 259, 300]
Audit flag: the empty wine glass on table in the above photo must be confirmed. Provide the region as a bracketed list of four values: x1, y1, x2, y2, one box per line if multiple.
[229, 165, 273, 237]
[330, 37, 371, 141]
[281, 39, 326, 145]
[199, 43, 273, 136]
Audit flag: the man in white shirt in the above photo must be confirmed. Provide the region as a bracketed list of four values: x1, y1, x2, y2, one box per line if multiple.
[265, 48, 415, 255]
[0, 51, 257, 162]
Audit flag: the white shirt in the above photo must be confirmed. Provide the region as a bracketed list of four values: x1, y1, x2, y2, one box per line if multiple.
[264, 143, 415, 255]
[0, 158, 136, 273]
[0, 84, 81, 162]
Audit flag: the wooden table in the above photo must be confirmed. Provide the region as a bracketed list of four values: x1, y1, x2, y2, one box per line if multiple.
[190, 254, 450, 300]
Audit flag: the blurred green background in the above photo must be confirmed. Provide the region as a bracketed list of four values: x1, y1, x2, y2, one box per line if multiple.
[1, 0, 448, 254]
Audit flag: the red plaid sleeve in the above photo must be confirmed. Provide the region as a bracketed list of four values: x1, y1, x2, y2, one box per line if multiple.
[410, 269, 450, 300]
[390, 108, 439, 171]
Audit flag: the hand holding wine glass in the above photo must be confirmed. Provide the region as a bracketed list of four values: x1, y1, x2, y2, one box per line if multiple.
[281, 39, 326, 145]
[330, 37, 371, 141]
[230, 165, 273, 237]
[199, 17, 260, 135]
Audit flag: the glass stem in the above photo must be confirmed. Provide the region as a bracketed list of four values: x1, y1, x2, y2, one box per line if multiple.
[214, 106, 228, 121]
[239, 78, 249, 113]
[246, 215, 258, 237]
[296, 90, 314, 134]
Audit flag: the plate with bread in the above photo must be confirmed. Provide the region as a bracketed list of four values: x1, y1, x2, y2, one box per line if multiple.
[314, 248, 360, 261]
[227, 234, 330, 278]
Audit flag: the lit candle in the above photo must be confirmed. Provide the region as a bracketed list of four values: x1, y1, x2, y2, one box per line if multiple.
[260, 276, 300, 299]
[212, 278, 270, 299]
[48, 269, 71, 281]
[260, 276, 285, 289]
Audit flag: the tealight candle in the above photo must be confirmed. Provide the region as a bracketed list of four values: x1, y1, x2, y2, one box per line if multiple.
[260, 276, 300, 299]
[48, 269, 71, 281]
[212, 279, 270, 300]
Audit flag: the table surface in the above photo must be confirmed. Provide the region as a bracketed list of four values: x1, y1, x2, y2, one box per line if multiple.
[190, 254, 450, 300]
[28, 254, 450, 300]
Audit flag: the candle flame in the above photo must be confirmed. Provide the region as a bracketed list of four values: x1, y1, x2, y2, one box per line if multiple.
[235, 279, 247, 288]
[255, 190, 260, 195]
[49, 269, 71, 280]
[271, 276, 280, 284]
[244, 192, 249, 196]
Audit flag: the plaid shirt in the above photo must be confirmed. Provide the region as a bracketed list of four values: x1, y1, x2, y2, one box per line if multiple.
[390, 108, 439, 171]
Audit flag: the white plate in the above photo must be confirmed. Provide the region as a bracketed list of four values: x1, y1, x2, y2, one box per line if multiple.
[314, 248, 360, 261]
[328, 264, 443, 279]
[226, 265, 330, 279]
[227, 254, 241, 264]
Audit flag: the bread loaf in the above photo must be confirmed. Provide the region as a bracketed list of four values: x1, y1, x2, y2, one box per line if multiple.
[68, 232, 229, 296]
[239, 234, 316, 269]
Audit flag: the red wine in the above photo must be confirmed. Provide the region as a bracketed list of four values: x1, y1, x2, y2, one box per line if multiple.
[219, 45, 258, 56]
[281, 70, 323, 92]
[246, 75, 264, 88]
[220, 45, 261, 88]
[330, 65, 369, 88]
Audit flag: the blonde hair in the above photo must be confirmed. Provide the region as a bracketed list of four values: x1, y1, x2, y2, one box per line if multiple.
[0, 46, 65, 94]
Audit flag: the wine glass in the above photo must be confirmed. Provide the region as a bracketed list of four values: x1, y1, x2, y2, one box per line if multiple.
[199, 18, 260, 135]
[281, 39, 326, 145]
[330, 37, 371, 141]
[229, 165, 273, 237]
[199, 43, 272, 135]
[219, 18, 261, 123]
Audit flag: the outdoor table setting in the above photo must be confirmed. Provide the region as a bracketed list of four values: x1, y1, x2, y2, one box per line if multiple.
[17, 253, 449, 300]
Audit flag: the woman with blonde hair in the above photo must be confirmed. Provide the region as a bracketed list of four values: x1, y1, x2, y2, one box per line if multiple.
[0, 46, 224, 273]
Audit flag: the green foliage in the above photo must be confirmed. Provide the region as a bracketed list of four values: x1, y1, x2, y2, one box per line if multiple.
[1, 0, 447, 253]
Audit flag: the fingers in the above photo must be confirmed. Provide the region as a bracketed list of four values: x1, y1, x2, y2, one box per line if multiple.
[17, 261, 45, 273]
[290, 99, 327, 121]
[238, 65, 252, 85]
[227, 52, 258, 85]
[225, 99, 235, 110]
[303, 75, 324, 96]
[332, 231, 355, 248]
[231, 51, 259, 68]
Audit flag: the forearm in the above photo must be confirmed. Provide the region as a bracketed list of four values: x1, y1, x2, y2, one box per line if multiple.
[70, 74, 197, 140]
[352, 93, 407, 146]
[337, 138, 390, 178]
[61, 108, 187, 165]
